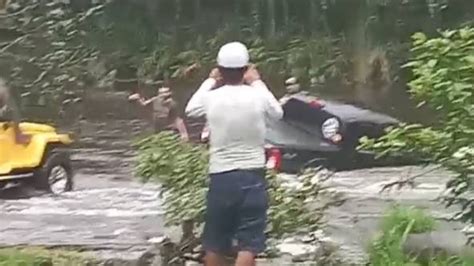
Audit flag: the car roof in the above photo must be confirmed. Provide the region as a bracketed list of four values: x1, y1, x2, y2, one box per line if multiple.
[322, 100, 399, 124]
[265, 119, 338, 151]
[287, 94, 399, 125]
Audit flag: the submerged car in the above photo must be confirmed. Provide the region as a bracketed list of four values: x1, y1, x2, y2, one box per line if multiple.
[265, 93, 402, 172]
[0, 121, 74, 193]
[186, 92, 402, 173]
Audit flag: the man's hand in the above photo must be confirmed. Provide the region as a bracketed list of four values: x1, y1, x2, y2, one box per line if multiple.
[243, 64, 261, 85]
[180, 133, 189, 142]
[128, 93, 141, 101]
[15, 132, 30, 145]
[279, 96, 290, 105]
[183, 63, 200, 77]
[209, 68, 224, 89]
[209, 68, 221, 80]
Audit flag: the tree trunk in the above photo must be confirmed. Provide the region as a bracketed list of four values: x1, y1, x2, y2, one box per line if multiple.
[309, 0, 318, 36]
[173, 0, 182, 48]
[234, 0, 241, 39]
[251, 0, 261, 35]
[281, 0, 289, 30]
[267, 0, 276, 38]
[194, 0, 201, 34]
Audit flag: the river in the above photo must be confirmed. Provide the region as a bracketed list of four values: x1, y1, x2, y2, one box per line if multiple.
[0, 91, 465, 264]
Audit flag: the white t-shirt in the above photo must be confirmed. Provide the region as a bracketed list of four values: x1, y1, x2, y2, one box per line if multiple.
[185, 79, 283, 174]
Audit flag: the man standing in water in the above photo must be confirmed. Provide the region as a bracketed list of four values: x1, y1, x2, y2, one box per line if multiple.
[0, 79, 29, 144]
[185, 42, 283, 266]
[129, 86, 188, 141]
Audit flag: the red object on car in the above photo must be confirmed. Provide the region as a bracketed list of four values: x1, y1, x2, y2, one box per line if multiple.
[308, 98, 325, 109]
[265, 148, 282, 171]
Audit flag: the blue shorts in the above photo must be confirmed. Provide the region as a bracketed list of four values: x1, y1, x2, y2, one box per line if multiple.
[202, 169, 268, 255]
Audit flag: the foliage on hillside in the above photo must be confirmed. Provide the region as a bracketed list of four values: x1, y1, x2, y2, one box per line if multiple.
[0, 0, 105, 111]
[2, 0, 473, 111]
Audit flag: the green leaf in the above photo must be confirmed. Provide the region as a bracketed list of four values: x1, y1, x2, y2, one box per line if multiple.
[412, 32, 427, 43]
[463, 55, 474, 64]
[427, 59, 437, 68]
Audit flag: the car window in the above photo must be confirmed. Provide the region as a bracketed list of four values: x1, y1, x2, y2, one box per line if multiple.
[265, 119, 333, 150]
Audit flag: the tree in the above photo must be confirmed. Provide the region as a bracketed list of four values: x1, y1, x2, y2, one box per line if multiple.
[0, 0, 104, 114]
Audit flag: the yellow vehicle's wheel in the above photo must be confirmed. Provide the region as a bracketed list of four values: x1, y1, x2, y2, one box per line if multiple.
[33, 149, 73, 194]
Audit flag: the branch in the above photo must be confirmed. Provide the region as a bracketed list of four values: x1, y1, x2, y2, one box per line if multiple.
[0, 36, 25, 53]
[380, 165, 443, 193]
[31, 71, 48, 85]
[115, 78, 138, 83]
[0, 4, 38, 18]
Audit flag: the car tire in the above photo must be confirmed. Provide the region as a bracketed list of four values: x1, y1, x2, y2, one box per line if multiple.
[33, 149, 73, 194]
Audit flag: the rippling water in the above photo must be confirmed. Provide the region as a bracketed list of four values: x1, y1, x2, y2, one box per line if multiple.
[0, 116, 461, 264]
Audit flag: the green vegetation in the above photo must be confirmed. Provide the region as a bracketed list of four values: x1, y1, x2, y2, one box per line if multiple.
[0, 247, 94, 266]
[134, 132, 343, 238]
[380, 206, 436, 235]
[2, 0, 474, 115]
[369, 206, 435, 266]
[368, 206, 472, 266]
[1, 0, 104, 113]
[360, 27, 474, 228]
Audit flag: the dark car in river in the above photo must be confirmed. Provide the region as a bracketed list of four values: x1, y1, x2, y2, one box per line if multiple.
[186, 92, 404, 173]
[264, 93, 402, 172]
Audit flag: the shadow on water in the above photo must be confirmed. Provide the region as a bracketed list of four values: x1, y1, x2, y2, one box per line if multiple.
[0, 185, 46, 200]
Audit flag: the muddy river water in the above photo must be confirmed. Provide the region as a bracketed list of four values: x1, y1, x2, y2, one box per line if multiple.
[0, 93, 466, 264]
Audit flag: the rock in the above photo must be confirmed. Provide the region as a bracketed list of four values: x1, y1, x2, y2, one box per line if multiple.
[403, 231, 474, 264]
[275, 234, 343, 264]
[102, 258, 136, 266]
[136, 246, 159, 266]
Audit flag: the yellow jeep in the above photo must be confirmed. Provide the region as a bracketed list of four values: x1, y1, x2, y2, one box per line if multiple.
[0, 121, 74, 194]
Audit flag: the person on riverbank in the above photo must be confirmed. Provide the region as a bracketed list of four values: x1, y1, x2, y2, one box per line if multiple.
[279, 76, 309, 104]
[0, 79, 29, 144]
[128, 86, 189, 141]
[185, 42, 283, 266]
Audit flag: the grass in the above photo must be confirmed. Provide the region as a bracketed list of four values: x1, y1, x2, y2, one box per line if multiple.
[380, 205, 436, 235]
[0, 247, 96, 266]
[369, 205, 436, 266]
[368, 205, 473, 266]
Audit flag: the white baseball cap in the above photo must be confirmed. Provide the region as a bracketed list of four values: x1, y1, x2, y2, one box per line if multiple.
[217, 42, 249, 68]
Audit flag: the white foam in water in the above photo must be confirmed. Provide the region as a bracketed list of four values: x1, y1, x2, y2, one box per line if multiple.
[10, 206, 163, 217]
[148, 236, 167, 244]
[0, 187, 164, 217]
[276, 237, 318, 257]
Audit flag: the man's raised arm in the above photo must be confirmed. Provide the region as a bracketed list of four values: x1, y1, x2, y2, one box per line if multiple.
[185, 69, 220, 117]
[251, 80, 283, 120]
[244, 66, 283, 120]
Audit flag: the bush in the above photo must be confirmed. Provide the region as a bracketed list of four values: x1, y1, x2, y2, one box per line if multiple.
[368, 206, 474, 266]
[380, 205, 436, 236]
[360, 27, 474, 226]
[369, 206, 436, 266]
